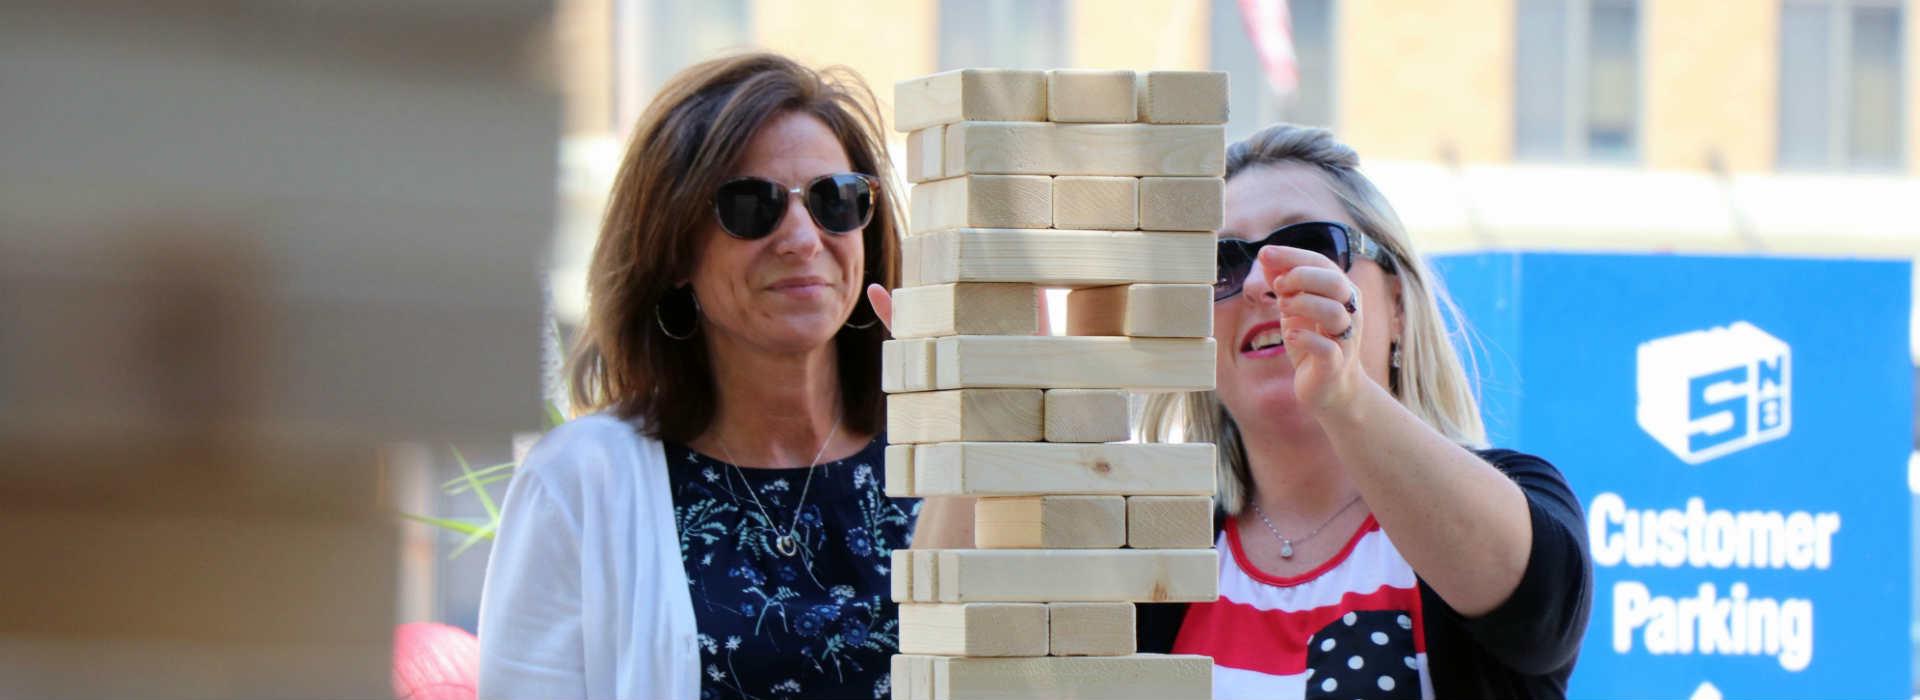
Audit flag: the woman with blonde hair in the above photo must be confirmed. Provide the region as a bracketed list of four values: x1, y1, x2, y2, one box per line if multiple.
[479, 53, 951, 699]
[1136, 124, 1591, 698]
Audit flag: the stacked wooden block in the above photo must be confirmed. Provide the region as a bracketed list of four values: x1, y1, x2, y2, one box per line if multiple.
[885, 69, 1227, 700]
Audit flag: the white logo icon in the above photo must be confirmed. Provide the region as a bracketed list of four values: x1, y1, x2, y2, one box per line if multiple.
[1636, 321, 1791, 464]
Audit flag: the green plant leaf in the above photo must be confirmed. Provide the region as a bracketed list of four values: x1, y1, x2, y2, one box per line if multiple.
[451, 447, 500, 522]
[448, 473, 513, 494]
[400, 512, 485, 536]
[546, 402, 567, 429]
[449, 523, 498, 558]
[441, 462, 516, 492]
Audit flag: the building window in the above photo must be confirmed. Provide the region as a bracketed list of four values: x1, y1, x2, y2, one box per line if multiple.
[939, 0, 1067, 70]
[612, 0, 751, 126]
[1515, 0, 1642, 163]
[1778, 0, 1906, 171]
[1210, 0, 1336, 142]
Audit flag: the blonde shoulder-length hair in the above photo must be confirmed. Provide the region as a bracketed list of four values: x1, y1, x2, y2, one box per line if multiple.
[1139, 124, 1486, 514]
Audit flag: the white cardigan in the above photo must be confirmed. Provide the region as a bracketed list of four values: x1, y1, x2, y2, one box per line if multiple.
[477, 414, 702, 699]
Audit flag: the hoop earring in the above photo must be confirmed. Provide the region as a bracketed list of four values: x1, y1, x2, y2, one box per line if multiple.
[655, 288, 699, 340]
[844, 295, 879, 330]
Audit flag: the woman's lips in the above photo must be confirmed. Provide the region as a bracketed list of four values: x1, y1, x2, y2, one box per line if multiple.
[767, 276, 832, 298]
[1239, 320, 1285, 357]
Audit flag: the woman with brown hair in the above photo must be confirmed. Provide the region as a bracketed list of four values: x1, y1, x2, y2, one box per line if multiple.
[478, 53, 943, 699]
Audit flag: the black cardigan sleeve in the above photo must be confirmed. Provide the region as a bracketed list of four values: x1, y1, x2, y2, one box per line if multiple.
[1423, 449, 1594, 675]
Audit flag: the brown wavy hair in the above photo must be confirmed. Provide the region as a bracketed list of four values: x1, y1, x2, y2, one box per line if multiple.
[566, 53, 903, 442]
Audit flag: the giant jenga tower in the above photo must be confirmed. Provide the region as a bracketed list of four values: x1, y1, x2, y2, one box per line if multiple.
[884, 69, 1227, 700]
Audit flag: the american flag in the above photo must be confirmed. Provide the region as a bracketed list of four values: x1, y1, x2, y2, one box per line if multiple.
[1238, 0, 1299, 98]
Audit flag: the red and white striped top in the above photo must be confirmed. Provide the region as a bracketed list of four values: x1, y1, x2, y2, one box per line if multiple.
[1172, 515, 1433, 699]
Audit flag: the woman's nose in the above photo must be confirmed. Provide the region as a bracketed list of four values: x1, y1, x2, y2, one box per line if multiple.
[771, 195, 825, 256]
[1241, 257, 1277, 302]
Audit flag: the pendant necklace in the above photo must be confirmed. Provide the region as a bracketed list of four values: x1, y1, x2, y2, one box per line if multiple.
[717, 416, 839, 558]
[1252, 495, 1364, 559]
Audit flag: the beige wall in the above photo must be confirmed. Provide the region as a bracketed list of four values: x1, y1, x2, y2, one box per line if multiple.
[555, 0, 614, 136]
[1067, 0, 1210, 70]
[1910, 4, 1919, 176]
[751, 0, 939, 130]
[1644, 0, 1777, 172]
[1335, 0, 1515, 164]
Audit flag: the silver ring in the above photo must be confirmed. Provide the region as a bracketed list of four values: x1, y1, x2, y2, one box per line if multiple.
[1344, 287, 1359, 314]
[1333, 324, 1354, 341]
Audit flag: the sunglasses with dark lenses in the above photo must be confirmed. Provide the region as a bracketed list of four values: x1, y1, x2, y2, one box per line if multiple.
[712, 172, 879, 240]
[1214, 220, 1392, 301]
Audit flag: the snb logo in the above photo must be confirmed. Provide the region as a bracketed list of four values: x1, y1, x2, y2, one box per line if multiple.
[1636, 321, 1792, 464]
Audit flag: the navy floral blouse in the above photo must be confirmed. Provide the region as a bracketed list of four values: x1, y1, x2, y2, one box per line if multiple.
[664, 436, 920, 700]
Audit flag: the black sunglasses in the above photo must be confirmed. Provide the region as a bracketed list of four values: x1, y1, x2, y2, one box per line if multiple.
[712, 173, 879, 240]
[1215, 220, 1394, 301]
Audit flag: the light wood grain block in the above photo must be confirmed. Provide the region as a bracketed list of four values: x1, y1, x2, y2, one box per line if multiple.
[907, 126, 946, 183]
[1136, 71, 1229, 124]
[910, 175, 1052, 234]
[891, 283, 1038, 338]
[944, 122, 1225, 177]
[912, 549, 940, 602]
[893, 654, 1211, 700]
[1046, 70, 1137, 123]
[893, 655, 928, 700]
[1127, 496, 1216, 549]
[900, 442, 1214, 496]
[1138, 177, 1224, 232]
[931, 335, 1215, 391]
[885, 444, 914, 499]
[898, 603, 1049, 656]
[898, 549, 1216, 603]
[1066, 284, 1213, 338]
[1048, 602, 1136, 656]
[882, 338, 937, 393]
[889, 389, 1042, 444]
[1043, 389, 1131, 443]
[1051, 176, 1137, 230]
[891, 548, 913, 602]
[908, 228, 1214, 288]
[974, 496, 1126, 549]
[896, 69, 1048, 132]
[900, 233, 924, 287]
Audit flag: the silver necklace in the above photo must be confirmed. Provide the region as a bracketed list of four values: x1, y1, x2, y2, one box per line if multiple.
[1252, 495, 1364, 559]
[716, 416, 840, 558]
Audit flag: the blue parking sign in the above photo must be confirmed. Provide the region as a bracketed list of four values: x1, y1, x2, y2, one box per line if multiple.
[1431, 252, 1912, 699]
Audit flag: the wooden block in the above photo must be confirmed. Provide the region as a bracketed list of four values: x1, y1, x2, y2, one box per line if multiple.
[913, 549, 940, 602]
[898, 603, 1049, 656]
[1051, 176, 1137, 230]
[974, 496, 1126, 548]
[1065, 283, 1214, 338]
[1137, 71, 1229, 124]
[900, 233, 924, 287]
[911, 175, 1052, 234]
[882, 338, 937, 392]
[895, 654, 1211, 700]
[903, 442, 1214, 496]
[896, 69, 1047, 132]
[1043, 389, 1131, 443]
[1048, 603, 1136, 656]
[932, 336, 1215, 391]
[907, 126, 946, 183]
[891, 283, 1038, 338]
[909, 228, 1214, 288]
[885, 444, 914, 498]
[902, 549, 1215, 603]
[889, 389, 1042, 444]
[891, 547, 913, 601]
[1046, 70, 1137, 123]
[1063, 285, 1127, 336]
[1138, 177, 1224, 232]
[945, 122, 1225, 177]
[1128, 496, 1216, 549]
